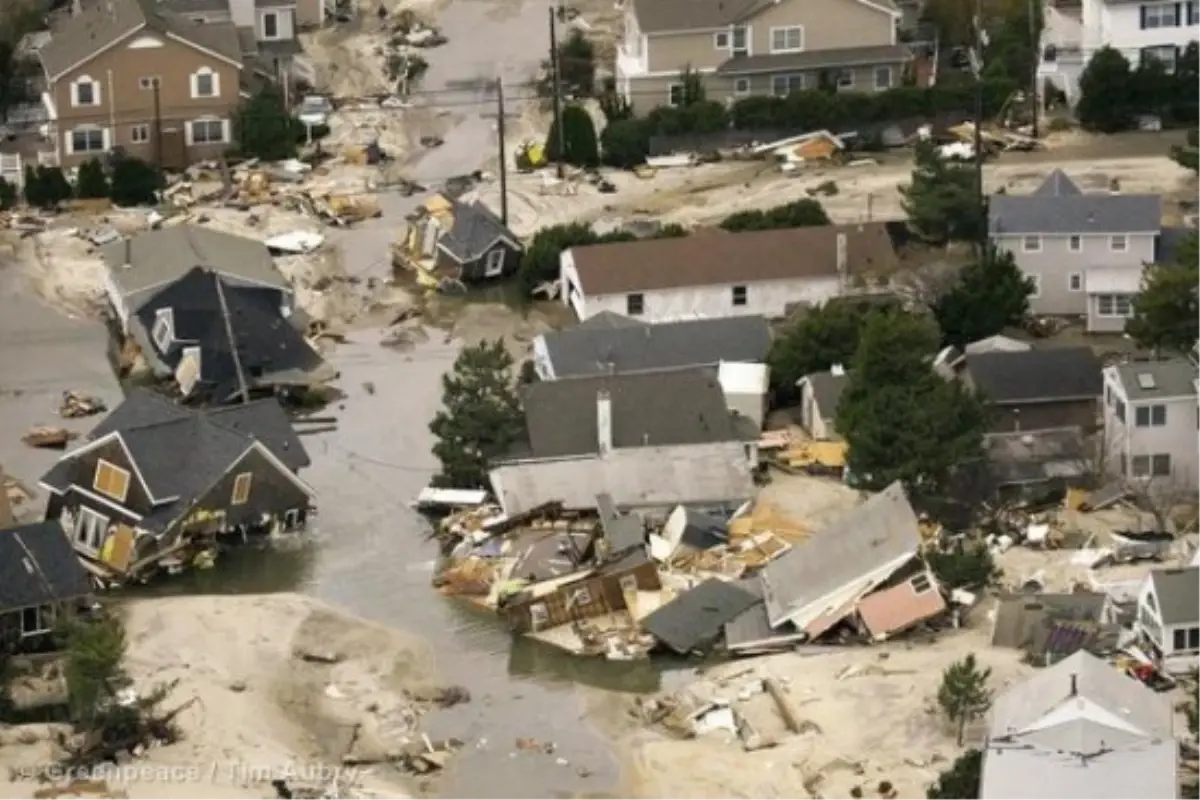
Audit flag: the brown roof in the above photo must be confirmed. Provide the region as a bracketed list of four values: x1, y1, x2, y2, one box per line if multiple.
[568, 224, 899, 296]
[632, 0, 773, 33]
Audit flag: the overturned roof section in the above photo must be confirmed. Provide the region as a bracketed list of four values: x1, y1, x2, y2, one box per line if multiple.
[760, 482, 921, 630]
[539, 314, 771, 379]
[965, 346, 1102, 404]
[640, 578, 760, 655]
[566, 223, 898, 296]
[596, 493, 645, 554]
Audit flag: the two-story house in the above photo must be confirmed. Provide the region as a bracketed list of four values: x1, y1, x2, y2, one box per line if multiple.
[1102, 357, 1199, 491]
[38, 0, 245, 169]
[988, 170, 1162, 332]
[615, 0, 912, 115]
[1134, 566, 1200, 675]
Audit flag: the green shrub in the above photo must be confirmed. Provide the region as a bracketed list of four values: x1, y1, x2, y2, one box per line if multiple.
[110, 157, 160, 206]
[75, 158, 110, 199]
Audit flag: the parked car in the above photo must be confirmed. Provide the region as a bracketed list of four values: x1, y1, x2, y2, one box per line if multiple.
[297, 95, 334, 127]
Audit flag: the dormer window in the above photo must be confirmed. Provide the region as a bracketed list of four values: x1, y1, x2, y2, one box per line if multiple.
[152, 307, 174, 353]
[72, 75, 100, 107]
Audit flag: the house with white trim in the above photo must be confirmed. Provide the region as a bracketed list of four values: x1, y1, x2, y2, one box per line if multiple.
[1101, 357, 1199, 491]
[38, 389, 315, 582]
[37, 0, 248, 169]
[615, 0, 911, 115]
[1134, 565, 1200, 674]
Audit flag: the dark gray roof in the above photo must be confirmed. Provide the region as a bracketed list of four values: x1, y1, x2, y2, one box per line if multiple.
[965, 347, 1102, 404]
[640, 578, 760, 654]
[1149, 567, 1199, 626]
[541, 315, 771, 379]
[513, 369, 750, 460]
[986, 427, 1089, 486]
[988, 172, 1161, 235]
[804, 370, 849, 419]
[678, 508, 727, 551]
[718, 44, 911, 75]
[596, 493, 644, 554]
[438, 199, 517, 264]
[0, 521, 92, 612]
[40, 0, 242, 80]
[1113, 358, 1197, 402]
[157, 0, 229, 11]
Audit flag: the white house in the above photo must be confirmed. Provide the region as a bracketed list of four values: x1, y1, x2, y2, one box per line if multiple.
[1038, 0, 1199, 105]
[558, 223, 899, 324]
[1101, 357, 1199, 492]
[1134, 566, 1200, 674]
[488, 369, 758, 516]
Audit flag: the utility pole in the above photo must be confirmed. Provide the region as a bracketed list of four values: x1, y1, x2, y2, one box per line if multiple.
[971, 0, 987, 252]
[1029, 0, 1040, 138]
[152, 78, 164, 181]
[548, 5, 566, 179]
[496, 77, 509, 226]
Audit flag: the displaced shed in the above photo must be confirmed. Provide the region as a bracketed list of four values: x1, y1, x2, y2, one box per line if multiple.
[641, 578, 761, 655]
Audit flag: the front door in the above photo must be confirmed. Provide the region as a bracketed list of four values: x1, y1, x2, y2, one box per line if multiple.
[160, 127, 187, 171]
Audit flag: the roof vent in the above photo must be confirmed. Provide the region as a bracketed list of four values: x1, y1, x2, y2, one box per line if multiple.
[1137, 372, 1156, 390]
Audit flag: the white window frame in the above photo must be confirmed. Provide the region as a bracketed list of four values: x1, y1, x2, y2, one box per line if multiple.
[732, 285, 748, 306]
[187, 117, 228, 145]
[733, 77, 751, 96]
[232, 472, 253, 505]
[1096, 293, 1133, 317]
[72, 75, 100, 107]
[1135, 403, 1167, 427]
[483, 247, 505, 277]
[666, 83, 683, 107]
[835, 69, 855, 89]
[910, 573, 932, 594]
[93, 459, 130, 504]
[874, 66, 892, 89]
[20, 605, 54, 637]
[190, 67, 219, 99]
[1068, 234, 1082, 252]
[138, 76, 160, 91]
[1068, 272, 1083, 291]
[714, 31, 730, 49]
[730, 24, 749, 54]
[1142, 2, 1177, 28]
[771, 74, 804, 97]
[74, 506, 110, 554]
[1151, 453, 1171, 476]
[1022, 235, 1042, 252]
[1110, 234, 1128, 252]
[769, 26, 804, 53]
[1028, 273, 1042, 298]
[131, 123, 150, 144]
[261, 10, 281, 39]
[152, 307, 174, 352]
[69, 126, 107, 154]
[1143, 45, 1178, 71]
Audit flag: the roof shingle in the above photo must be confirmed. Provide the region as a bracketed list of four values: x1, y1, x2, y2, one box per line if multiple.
[988, 171, 1161, 235]
[0, 521, 92, 612]
[1113, 358, 1197, 402]
[964, 347, 1102, 404]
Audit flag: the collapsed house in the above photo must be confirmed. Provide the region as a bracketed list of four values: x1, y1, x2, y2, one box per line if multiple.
[393, 193, 522, 286]
[989, 591, 1118, 664]
[38, 389, 314, 583]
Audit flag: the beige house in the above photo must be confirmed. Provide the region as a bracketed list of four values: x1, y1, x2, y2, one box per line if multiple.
[615, 0, 911, 114]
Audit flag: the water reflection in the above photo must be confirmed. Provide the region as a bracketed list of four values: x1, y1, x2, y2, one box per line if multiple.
[127, 538, 317, 597]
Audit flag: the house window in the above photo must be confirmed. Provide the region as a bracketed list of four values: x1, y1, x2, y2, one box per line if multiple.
[93, 459, 130, 503]
[74, 506, 109, 553]
[73, 76, 99, 107]
[1097, 294, 1133, 317]
[138, 76, 160, 91]
[1189, 627, 1200, 649]
[1115, 399, 1125, 423]
[733, 77, 751, 96]
[570, 587, 593, 606]
[1134, 404, 1167, 427]
[1132, 455, 1150, 477]
[191, 67, 218, 99]
[483, 248, 506, 278]
[1140, 2, 1179, 28]
[626, 293, 644, 315]
[770, 26, 803, 52]
[1069, 235, 1082, 252]
[20, 606, 53, 637]
[189, 118, 227, 145]
[1022, 235, 1041, 252]
[835, 69, 854, 89]
[1110, 234, 1128, 251]
[667, 83, 683, 107]
[618, 574, 638, 592]
[910, 573, 932, 593]
[232, 472, 253, 505]
[874, 66, 892, 89]
[70, 127, 106, 154]
[152, 308, 174, 352]
[262, 10, 279, 38]
[284, 508, 303, 530]
[732, 285, 747, 306]
[1028, 273, 1041, 298]
[771, 74, 804, 96]
[1173, 628, 1187, 650]
[1142, 45, 1179, 71]
[1068, 272, 1083, 291]
[731, 24, 748, 54]
[529, 602, 548, 628]
[131, 124, 150, 144]
[1190, 1, 1199, 24]
[714, 31, 730, 49]
[1151, 453, 1171, 476]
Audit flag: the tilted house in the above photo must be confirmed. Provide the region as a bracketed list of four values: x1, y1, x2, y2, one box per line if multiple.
[397, 194, 523, 285]
[0, 521, 94, 654]
[39, 389, 314, 581]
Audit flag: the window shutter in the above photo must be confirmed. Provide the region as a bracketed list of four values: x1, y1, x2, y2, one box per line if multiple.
[1140, 5, 1148, 27]
[1175, 2, 1183, 23]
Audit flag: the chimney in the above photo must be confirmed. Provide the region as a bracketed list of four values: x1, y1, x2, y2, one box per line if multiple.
[596, 390, 612, 456]
[1069, 673, 1077, 696]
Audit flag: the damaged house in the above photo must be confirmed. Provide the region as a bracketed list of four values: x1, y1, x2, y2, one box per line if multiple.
[0, 520, 94, 655]
[489, 369, 759, 516]
[737, 482, 944, 652]
[38, 389, 314, 582]
[395, 193, 522, 285]
[958, 346, 1103, 434]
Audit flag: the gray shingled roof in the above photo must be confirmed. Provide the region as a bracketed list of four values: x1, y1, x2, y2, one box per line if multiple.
[511, 369, 751, 460]
[1113, 358, 1197, 402]
[640, 578, 760, 654]
[718, 44, 911, 75]
[540, 314, 771, 379]
[989, 171, 1161, 235]
[101, 225, 286, 306]
[964, 347, 1102, 404]
[40, 0, 242, 80]
[438, 199, 517, 264]
[0, 521, 92, 613]
[631, 0, 771, 33]
[1149, 567, 1199, 626]
[596, 493, 644, 554]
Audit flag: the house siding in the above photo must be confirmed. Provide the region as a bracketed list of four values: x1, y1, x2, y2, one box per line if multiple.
[60, 439, 156, 516]
[984, 399, 1098, 434]
[295, 0, 324, 27]
[504, 559, 661, 633]
[1136, 578, 1200, 674]
[52, 31, 241, 168]
[489, 440, 756, 516]
[177, 446, 311, 535]
[452, 241, 521, 283]
[1102, 372, 1199, 491]
[991, 232, 1156, 317]
[799, 382, 838, 439]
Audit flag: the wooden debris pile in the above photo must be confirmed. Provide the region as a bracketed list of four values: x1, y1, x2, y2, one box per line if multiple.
[59, 390, 107, 419]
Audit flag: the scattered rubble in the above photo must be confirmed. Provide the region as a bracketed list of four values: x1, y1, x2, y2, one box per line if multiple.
[59, 390, 106, 419]
[22, 426, 78, 449]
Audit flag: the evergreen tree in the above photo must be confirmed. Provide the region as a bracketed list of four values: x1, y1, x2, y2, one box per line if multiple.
[720, 198, 830, 232]
[766, 299, 883, 403]
[234, 88, 300, 161]
[927, 749, 982, 799]
[74, 158, 110, 199]
[933, 248, 1035, 347]
[937, 654, 993, 746]
[900, 140, 981, 244]
[545, 104, 600, 167]
[109, 157, 161, 207]
[1077, 47, 1135, 132]
[1126, 231, 1200, 354]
